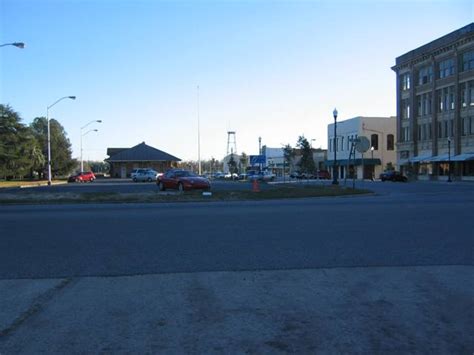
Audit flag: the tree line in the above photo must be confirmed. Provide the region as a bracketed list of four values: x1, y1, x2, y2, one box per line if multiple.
[0, 104, 76, 180]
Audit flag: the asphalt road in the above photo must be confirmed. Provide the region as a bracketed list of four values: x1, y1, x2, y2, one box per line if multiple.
[1, 181, 473, 279]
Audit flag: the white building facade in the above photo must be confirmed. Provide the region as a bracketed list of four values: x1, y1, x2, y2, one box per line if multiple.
[327, 116, 397, 180]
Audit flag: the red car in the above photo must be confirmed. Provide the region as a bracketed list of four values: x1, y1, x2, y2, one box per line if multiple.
[68, 171, 96, 183]
[316, 170, 331, 179]
[157, 169, 211, 191]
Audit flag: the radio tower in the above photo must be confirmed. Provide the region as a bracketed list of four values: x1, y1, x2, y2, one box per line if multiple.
[226, 131, 237, 156]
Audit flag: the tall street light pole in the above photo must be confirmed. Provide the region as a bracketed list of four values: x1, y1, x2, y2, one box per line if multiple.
[81, 120, 102, 172]
[448, 137, 452, 183]
[332, 108, 338, 185]
[47, 96, 76, 185]
[197, 85, 201, 175]
[0, 42, 25, 49]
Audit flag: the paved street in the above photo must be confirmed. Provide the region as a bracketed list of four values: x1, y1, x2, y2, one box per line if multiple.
[0, 182, 473, 353]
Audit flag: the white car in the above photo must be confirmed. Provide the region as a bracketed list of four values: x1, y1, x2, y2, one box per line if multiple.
[133, 170, 159, 182]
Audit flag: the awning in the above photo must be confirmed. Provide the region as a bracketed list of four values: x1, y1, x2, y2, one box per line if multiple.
[430, 154, 450, 162]
[325, 158, 381, 166]
[451, 152, 474, 161]
[409, 154, 433, 163]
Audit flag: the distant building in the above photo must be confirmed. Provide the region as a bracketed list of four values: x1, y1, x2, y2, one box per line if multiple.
[392, 23, 474, 181]
[327, 116, 397, 180]
[263, 146, 328, 177]
[106, 142, 181, 178]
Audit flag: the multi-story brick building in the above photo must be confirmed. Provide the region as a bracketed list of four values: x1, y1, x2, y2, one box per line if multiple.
[392, 23, 474, 181]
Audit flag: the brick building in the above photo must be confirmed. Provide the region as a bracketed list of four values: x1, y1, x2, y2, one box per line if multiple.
[392, 23, 474, 181]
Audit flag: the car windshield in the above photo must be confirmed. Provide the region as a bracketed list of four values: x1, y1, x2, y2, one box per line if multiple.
[175, 171, 197, 177]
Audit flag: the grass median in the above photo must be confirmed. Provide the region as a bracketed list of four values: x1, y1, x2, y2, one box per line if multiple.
[0, 185, 371, 205]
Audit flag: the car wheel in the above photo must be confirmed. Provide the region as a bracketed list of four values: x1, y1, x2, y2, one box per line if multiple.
[133, 177, 137, 182]
[147, 177, 152, 182]
[158, 182, 165, 191]
[178, 183, 184, 192]
[75, 178, 80, 183]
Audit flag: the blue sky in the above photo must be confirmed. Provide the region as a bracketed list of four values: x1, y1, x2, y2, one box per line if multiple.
[1, 0, 473, 162]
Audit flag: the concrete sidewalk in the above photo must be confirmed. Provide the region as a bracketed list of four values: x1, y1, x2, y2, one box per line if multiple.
[1, 266, 473, 354]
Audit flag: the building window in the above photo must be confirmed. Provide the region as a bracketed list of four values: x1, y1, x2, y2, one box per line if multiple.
[417, 93, 432, 116]
[402, 126, 410, 142]
[418, 65, 433, 85]
[438, 86, 455, 112]
[462, 51, 474, 72]
[387, 134, 394, 150]
[462, 117, 470, 136]
[438, 58, 455, 79]
[401, 73, 411, 90]
[402, 99, 410, 119]
[370, 134, 378, 150]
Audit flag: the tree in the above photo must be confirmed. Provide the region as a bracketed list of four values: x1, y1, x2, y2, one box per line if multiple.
[228, 154, 238, 174]
[0, 105, 42, 179]
[283, 144, 295, 173]
[296, 136, 315, 173]
[30, 117, 76, 177]
[239, 152, 248, 173]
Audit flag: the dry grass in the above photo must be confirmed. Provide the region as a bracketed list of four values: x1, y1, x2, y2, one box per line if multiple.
[0, 185, 371, 205]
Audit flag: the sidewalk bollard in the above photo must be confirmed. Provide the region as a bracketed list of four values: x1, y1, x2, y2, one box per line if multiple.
[252, 179, 260, 192]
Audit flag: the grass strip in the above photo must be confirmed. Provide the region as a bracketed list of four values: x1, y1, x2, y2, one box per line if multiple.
[0, 185, 371, 205]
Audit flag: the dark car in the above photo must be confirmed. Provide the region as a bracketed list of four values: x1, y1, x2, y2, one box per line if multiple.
[68, 171, 96, 183]
[379, 171, 408, 182]
[157, 169, 211, 191]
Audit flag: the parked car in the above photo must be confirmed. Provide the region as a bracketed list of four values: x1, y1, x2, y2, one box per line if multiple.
[133, 169, 159, 182]
[130, 168, 151, 179]
[157, 169, 211, 191]
[68, 171, 96, 183]
[224, 172, 239, 180]
[248, 170, 275, 181]
[316, 170, 331, 179]
[379, 171, 408, 182]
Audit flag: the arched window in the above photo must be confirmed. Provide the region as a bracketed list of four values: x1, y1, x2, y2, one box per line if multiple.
[387, 134, 394, 150]
[371, 134, 379, 150]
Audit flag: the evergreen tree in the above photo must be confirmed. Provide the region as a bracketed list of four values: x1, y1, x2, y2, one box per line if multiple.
[0, 105, 42, 179]
[296, 136, 315, 174]
[30, 117, 76, 177]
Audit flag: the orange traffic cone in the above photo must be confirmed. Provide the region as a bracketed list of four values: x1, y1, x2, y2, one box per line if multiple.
[252, 178, 260, 192]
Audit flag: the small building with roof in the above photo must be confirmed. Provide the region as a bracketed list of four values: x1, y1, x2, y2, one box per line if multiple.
[106, 142, 181, 178]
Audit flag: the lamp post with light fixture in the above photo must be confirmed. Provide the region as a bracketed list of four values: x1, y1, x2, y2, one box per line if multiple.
[332, 108, 338, 185]
[46, 96, 76, 185]
[0, 42, 25, 49]
[448, 137, 452, 182]
[81, 120, 102, 172]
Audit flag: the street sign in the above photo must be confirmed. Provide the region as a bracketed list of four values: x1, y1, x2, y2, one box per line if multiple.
[249, 155, 265, 165]
[355, 136, 370, 153]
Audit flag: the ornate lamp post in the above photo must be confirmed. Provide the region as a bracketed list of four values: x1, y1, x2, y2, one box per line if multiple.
[332, 108, 338, 185]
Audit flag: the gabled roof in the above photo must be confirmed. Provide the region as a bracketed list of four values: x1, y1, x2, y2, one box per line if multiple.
[107, 148, 127, 157]
[106, 142, 181, 162]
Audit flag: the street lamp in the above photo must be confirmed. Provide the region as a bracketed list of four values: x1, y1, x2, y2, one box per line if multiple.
[447, 137, 452, 183]
[371, 146, 375, 181]
[0, 42, 25, 49]
[332, 108, 338, 185]
[46, 96, 76, 185]
[81, 120, 102, 172]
